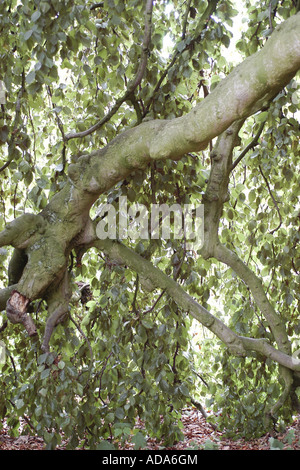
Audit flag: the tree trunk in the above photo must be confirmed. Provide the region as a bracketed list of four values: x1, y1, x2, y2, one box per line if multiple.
[0, 13, 299, 356]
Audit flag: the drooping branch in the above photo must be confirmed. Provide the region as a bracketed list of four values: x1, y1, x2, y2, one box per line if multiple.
[91, 238, 300, 373]
[230, 119, 266, 171]
[200, 118, 298, 418]
[214, 244, 291, 351]
[66, 14, 300, 197]
[93, 238, 245, 356]
[258, 164, 283, 234]
[0, 13, 299, 353]
[65, 0, 154, 141]
[200, 121, 291, 356]
[142, 0, 220, 118]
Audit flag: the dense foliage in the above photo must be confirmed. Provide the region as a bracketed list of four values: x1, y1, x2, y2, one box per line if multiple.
[0, 0, 299, 449]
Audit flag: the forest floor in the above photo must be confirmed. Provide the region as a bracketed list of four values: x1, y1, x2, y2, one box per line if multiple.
[0, 408, 299, 451]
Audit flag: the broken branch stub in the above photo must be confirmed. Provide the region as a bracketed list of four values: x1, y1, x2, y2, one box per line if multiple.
[6, 290, 37, 337]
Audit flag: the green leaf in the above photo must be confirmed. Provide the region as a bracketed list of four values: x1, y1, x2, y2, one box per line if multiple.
[115, 407, 125, 419]
[159, 379, 169, 392]
[157, 324, 167, 336]
[38, 353, 49, 365]
[58, 360, 65, 370]
[0, 125, 9, 143]
[286, 293, 294, 306]
[132, 431, 147, 450]
[35, 406, 42, 417]
[40, 2, 51, 14]
[26, 70, 36, 85]
[31, 10, 41, 22]
[43, 431, 54, 444]
[269, 437, 284, 450]
[176, 40, 186, 52]
[179, 383, 190, 397]
[40, 368, 50, 380]
[15, 399, 24, 410]
[97, 440, 116, 450]
[256, 111, 268, 122]
[23, 30, 33, 41]
[141, 319, 153, 329]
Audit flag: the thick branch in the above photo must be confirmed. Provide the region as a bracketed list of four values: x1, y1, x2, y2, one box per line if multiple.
[201, 121, 292, 357]
[0, 14, 299, 354]
[92, 238, 300, 372]
[201, 117, 297, 415]
[66, 14, 300, 196]
[214, 243, 291, 354]
[200, 120, 291, 356]
[94, 238, 245, 356]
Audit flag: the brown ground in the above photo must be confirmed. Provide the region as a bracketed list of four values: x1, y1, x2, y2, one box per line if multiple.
[1, 409, 299, 450]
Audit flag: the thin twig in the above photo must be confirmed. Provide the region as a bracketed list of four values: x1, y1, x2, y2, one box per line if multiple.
[142, 289, 166, 315]
[258, 164, 282, 234]
[142, 0, 220, 118]
[132, 274, 139, 314]
[47, 85, 67, 172]
[98, 351, 114, 402]
[69, 314, 94, 363]
[182, 0, 192, 40]
[231, 120, 266, 171]
[0, 71, 26, 172]
[65, 0, 154, 141]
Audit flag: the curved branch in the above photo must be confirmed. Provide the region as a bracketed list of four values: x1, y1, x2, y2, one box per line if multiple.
[93, 238, 245, 355]
[231, 119, 266, 171]
[214, 243, 290, 355]
[201, 117, 297, 416]
[258, 164, 282, 234]
[200, 120, 291, 356]
[65, 0, 153, 141]
[92, 238, 300, 372]
[65, 14, 300, 196]
[142, 0, 220, 118]
[1, 14, 299, 356]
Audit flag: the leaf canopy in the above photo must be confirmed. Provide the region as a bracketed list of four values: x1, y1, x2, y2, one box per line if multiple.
[0, 0, 299, 448]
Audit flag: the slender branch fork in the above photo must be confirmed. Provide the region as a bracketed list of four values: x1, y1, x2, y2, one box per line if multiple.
[0, 11, 299, 394]
[64, 0, 154, 142]
[64, 0, 220, 140]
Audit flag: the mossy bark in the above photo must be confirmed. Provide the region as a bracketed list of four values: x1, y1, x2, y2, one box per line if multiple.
[0, 13, 299, 355]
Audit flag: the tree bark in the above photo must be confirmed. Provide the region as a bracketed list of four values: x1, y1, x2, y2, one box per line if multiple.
[0, 13, 299, 353]
[90, 237, 300, 373]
